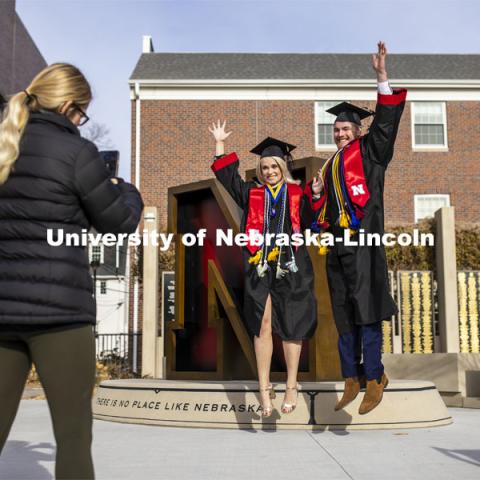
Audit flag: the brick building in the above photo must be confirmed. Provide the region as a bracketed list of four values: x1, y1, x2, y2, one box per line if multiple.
[0, 0, 46, 104]
[129, 41, 480, 229]
[128, 38, 480, 336]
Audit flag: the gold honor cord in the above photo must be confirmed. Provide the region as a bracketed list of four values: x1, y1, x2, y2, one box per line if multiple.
[401, 272, 412, 353]
[476, 272, 480, 352]
[382, 272, 394, 354]
[332, 154, 346, 227]
[422, 272, 433, 353]
[412, 274, 422, 354]
[458, 272, 469, 353]
[467, 273, 479, 353]
[315, 153, 337, 232]
[382, 319, 392, 353]
[399, 272, 436, 354]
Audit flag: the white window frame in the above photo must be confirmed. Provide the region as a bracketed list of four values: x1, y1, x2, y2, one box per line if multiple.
[100, 280, 107, 295]
[88, 243, 104, 264]
[411, 102, 448, 151]
[314, 101, 338, 151]
[414, 194, 450, 223]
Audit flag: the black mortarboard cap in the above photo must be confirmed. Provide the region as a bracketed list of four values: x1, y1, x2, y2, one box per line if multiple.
[250, 137, 296, 159]
[326, 102, 374, 126]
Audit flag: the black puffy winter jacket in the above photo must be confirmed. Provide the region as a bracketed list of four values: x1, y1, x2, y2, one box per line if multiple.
[0, 111, 143, 326]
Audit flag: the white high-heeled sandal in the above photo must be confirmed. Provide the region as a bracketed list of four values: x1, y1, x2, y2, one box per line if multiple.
[259, 384, 276, 417]
[281, 384, 299, 414]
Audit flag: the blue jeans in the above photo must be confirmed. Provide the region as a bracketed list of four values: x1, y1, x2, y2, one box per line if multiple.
[338, 322, 384, 381]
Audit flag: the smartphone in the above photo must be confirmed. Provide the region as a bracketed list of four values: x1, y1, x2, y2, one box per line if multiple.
[99, 150, 119, 178]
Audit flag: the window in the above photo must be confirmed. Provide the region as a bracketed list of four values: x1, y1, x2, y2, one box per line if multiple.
[414, 194, 450, 223]
[100, 281, 107, 295]
[89, 243, 104, 264]
[411, 102, 448, 149]
[315, 101, 338, 149]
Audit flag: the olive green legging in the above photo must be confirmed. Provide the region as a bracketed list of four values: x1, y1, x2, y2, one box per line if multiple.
[0, 324, 96, 479]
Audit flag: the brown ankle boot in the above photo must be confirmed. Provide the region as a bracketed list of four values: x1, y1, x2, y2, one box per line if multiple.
[358, 373, 389, 415]
[335, 377, 361, 411]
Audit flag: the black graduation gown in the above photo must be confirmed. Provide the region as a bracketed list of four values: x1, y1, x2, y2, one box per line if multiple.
[321, 89, 407, 334]
[212, 154, 317, 341]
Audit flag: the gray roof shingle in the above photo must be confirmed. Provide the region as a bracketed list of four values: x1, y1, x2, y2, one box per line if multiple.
[130, 53, 480, 81]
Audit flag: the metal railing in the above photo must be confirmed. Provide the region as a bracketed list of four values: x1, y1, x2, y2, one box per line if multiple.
[95, 333, 142, 376]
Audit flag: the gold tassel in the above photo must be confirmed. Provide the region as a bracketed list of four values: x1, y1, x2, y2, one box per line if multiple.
[318, 245, 329, 256]
[349, 229, 357, 236]
[248, 250, 262, 265]
[267, 246, 280, 262]
[339, 212, 349, 228]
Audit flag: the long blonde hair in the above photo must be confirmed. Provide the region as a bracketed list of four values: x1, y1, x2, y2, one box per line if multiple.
[0, 63, 92, 184]
[255, 156, 301, 186]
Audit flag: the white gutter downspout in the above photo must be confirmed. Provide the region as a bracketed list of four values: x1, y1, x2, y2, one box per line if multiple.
[132, 80, 141, 372]
[134, 81, 141, 189]
[132, 35, 153, 373]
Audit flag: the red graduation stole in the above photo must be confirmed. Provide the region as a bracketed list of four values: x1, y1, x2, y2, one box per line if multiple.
[245, 183, 302, 255]
[309, 139, 370, 227]
[343, 139, 370, 210]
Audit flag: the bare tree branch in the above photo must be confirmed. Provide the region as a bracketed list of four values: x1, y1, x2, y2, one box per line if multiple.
[82, 122, 114, 150]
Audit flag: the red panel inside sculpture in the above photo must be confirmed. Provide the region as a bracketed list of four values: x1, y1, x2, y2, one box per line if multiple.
[176, 188, 308, 372]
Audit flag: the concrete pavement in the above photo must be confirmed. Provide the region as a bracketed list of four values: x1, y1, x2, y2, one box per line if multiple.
[1, 400, 479, 480]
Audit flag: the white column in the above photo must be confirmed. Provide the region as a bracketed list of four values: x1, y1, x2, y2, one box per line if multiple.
[141, 207, 159, 377]
[435, 207, 459, 353]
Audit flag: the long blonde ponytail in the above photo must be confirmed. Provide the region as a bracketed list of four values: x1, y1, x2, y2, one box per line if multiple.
[0, 63, 92, 184]
[0, 91, 31, 183]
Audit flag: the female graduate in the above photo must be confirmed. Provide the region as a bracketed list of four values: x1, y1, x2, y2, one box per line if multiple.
[209, 121, 317, 417]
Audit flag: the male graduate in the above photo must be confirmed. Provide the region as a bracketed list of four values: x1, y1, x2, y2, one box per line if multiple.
[305, 42, 407, 414]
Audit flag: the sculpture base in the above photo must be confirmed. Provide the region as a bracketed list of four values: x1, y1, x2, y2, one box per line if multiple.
[93, 379, 452, 430]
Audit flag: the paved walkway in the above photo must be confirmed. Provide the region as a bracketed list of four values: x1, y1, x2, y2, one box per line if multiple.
[1, 400, 479, 479]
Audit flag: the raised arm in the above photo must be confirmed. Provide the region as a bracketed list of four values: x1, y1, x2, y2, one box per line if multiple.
[304, 167, 326, 215]
[372, 41, 389, 84]
[73, 141, 143, 234]
[209, 120, 252, 209]
[364, 41, 407, 168]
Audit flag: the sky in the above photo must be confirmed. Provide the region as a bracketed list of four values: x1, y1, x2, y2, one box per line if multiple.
[16, 0, 480, 179]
